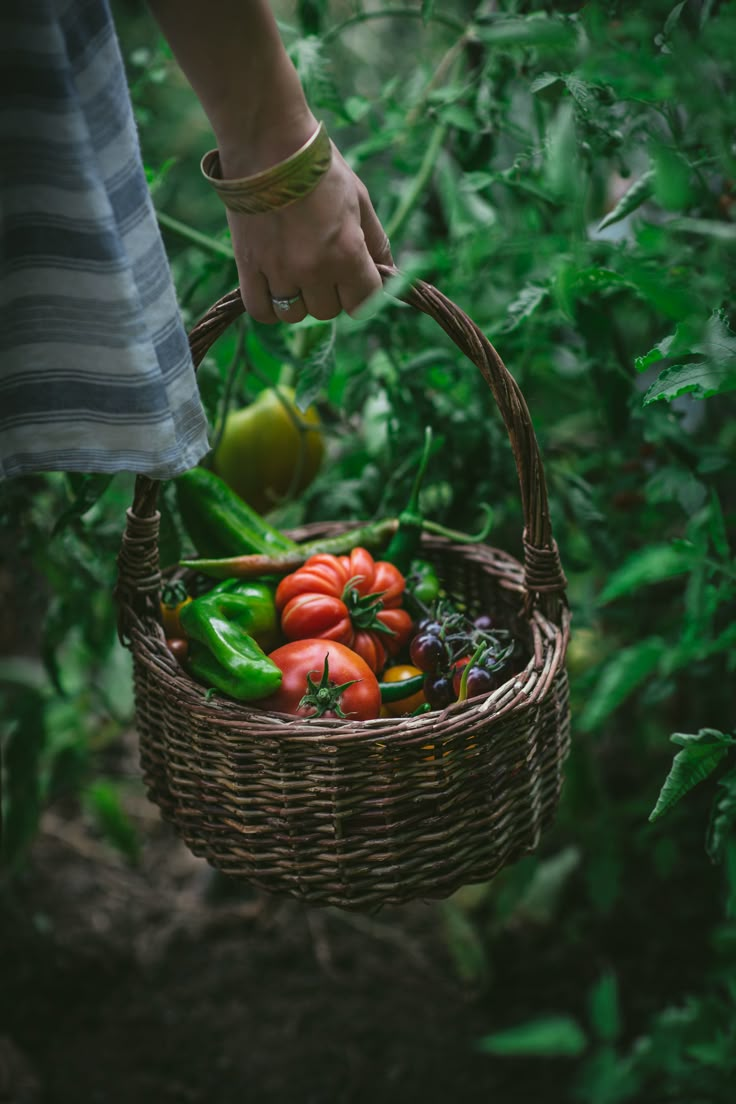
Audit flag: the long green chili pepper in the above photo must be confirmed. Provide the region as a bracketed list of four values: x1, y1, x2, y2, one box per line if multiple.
[378, 672, 426, 703]
[179, 518, 399, 579]
[422, 506, 494, 543]
[180, 509, 494, 581]
[383, 426, 433, 572]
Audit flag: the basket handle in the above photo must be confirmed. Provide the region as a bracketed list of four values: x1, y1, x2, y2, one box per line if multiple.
[115, 267, 566, 636]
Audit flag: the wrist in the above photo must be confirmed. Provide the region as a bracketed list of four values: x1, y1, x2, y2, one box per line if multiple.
[213, 77, 318, 180]
[202, 121, 332, 216]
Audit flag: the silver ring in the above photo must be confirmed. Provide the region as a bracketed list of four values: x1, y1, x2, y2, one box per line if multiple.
[271, 293, 302, 311]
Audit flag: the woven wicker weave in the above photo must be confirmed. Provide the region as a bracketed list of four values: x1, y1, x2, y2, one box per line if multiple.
[115, 269, 571, 911]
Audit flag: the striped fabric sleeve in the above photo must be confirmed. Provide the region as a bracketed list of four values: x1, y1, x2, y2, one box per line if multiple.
[0, 0, 212, 481]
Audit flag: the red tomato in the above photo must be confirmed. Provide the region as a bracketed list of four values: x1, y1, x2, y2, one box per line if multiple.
[257, 640, 381, 720]
[275, 548, 413, 672]
[452, 656, 471, 697]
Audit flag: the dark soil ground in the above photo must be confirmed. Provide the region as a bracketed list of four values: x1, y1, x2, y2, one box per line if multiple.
[0, 729, 721, 1104]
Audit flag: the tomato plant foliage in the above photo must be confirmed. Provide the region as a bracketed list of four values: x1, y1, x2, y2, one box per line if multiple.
[2, 2, 736, 1099]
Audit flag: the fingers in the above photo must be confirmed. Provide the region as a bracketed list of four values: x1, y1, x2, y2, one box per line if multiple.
[270, 289, 308, 324]
[238, 269, 309, 325]
[334, 246, 383, 317]
[301, 283, 342, 322]
[238, 269, 278, 324]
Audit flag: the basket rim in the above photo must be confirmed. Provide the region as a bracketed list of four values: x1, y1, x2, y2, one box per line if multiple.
[131, 533, 570, 745]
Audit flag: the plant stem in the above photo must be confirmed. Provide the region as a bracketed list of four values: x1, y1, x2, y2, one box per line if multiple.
[383, 25, 470, 242]
[208, 320, 247, 459]
[385, 118, 449, 242]
[155, 210, 234, 260]
[405, 30, 473, 129]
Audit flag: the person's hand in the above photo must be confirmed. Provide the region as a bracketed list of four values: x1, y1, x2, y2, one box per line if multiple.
[148, 2, 391, 324]
[221, 143, 393, 325]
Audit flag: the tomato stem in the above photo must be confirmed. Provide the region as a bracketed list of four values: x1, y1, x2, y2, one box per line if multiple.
[298, 654, 361, 719]
[457, 642, 488, 703]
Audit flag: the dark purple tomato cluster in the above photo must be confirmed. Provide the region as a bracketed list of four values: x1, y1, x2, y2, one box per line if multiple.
[408, 609, 516, 710]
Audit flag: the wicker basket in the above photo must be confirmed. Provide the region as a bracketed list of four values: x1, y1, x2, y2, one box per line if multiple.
[115, 269, 571, 911]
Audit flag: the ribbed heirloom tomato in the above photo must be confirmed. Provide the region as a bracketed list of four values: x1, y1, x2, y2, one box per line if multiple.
[275, 547, 413, 673]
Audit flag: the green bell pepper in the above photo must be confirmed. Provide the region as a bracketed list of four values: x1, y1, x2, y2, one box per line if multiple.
[179, 595, 282, 702]
[201, 580, 280, 651]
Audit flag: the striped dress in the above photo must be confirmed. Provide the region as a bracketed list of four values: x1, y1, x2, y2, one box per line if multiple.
[0, 0, 210, 480]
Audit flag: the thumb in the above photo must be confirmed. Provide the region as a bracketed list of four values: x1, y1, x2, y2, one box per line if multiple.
[358, 186, 393, 266]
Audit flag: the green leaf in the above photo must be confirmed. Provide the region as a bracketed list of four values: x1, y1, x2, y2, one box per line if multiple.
[707, 490, 730, 559]
[695, 307, 736, 367]
[597, 170, 654, 232]
[288, 35, 349, 121]
[570, 267, 632, 295]
[501, 284, 548, 332]
[664, 1, 688, 36]
[579, 637, 664, 731]
[511, 846, 581, 925]
[635, 332, 676, 373]
[634, 317, 701, 372]
[438, 103, 479, 133]
[564, 76, 595, 114]
[649, 729, 735, 823]
[294, 321, 336, 411]
[477, 1016, 587, 1057]
[530, 72, 561, 94]
[643, 360, 736, 404]
[652, 146, 693, 212]
[645, 466, 707, 515]
[545, 99, 578, 198]
[421, 0, 435, 25]
[669, 726, 732, 749]
[441, 902, 489, 985]
[435, 152, 498, 239]
[640, 311, 736, 402]
[84, 781, 141, 865]
[52, 474, 116, 537]
[475, 17, 576, 49]
[707, 766, 736, 862]
[597, 543, 695, 604]
[667, 217, 736, 242]
[589, 972, 621, 1043]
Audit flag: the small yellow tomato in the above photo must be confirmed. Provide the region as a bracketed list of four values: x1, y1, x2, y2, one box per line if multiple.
[160, 581, 192, 638]
[382, 664, 426, 717]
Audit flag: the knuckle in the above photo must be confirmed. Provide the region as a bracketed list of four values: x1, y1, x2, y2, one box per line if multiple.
[310, 305, 339, 322]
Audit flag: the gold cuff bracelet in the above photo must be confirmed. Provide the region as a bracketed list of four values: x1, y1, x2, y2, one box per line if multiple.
[201, 121, 332, 215]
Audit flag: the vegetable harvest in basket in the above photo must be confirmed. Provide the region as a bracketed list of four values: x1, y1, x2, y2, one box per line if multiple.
[165, 431, 518, 718]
